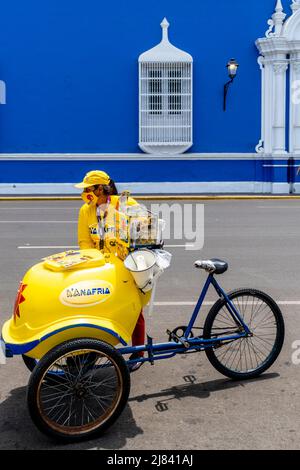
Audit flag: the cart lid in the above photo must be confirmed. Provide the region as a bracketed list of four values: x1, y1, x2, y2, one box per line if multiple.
[43, 249, 106, 272]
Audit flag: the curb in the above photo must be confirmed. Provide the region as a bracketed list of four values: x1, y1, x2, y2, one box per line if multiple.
[1, 195, 300, 201]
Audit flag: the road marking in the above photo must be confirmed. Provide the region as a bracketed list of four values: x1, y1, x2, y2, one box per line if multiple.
[0, 207, 78, 210]
[1, 205, 300, 211]
[258, 206, 300, 209]
[154, 302, 213, 306]
[165, 244, 195, 248]
[3, 195, 300, 201]
[0, 221, 77, 223]
[18, 246, 79, 249]
[154, 301, 300, 306]
[18, 244, 194, 249]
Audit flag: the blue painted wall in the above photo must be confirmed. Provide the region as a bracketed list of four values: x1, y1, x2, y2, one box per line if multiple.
[0, 159, 293, 185]
[0, 0, 290, 154]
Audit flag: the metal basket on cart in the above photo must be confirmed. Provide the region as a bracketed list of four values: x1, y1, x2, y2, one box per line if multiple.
[116, 204, 165, 251]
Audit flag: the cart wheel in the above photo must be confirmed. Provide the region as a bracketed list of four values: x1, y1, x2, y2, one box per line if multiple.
[27, 338, 130, 442]
[22, 355, 38, 372]
[22, 355, 62, 379]
[203, 289, 285, 380]
[22, 353, 96, 375]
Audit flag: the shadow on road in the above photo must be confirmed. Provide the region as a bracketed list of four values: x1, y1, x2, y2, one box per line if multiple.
[0, 386, 143, 450]
[129, 373, 280, 411]
[0, 373, 280, 449]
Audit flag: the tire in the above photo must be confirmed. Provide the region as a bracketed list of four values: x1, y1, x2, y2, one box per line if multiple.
[203, 289, 285, 380]
[27, 338, 130, 443]
[22, 353, 97, 375]
[22, 355, 38, 372]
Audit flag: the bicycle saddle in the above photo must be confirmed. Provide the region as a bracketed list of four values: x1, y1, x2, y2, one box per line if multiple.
[194, 259, 228, 275]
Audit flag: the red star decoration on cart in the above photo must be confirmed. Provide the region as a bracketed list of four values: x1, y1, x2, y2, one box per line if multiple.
[13, 283, 27, 322]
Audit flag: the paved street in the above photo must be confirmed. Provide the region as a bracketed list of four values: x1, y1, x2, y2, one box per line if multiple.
[0, 199, 299, 450]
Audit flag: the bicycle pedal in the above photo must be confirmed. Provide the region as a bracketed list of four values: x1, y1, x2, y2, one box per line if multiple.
[166, 329, 190, 348]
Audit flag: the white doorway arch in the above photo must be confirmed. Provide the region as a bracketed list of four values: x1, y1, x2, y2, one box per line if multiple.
[256, 1, 300, 158]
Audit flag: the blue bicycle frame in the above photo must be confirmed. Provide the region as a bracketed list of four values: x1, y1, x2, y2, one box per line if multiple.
[119, 273, 252, 368]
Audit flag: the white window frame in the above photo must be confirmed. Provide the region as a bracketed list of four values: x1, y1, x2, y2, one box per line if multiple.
[138, 19, 193, 155]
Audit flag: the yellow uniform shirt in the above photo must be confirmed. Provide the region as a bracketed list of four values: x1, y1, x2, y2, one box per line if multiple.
[78, 195, 138, 253]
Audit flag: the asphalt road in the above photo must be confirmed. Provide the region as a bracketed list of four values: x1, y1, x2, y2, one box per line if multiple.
[0, 199, 299, 450]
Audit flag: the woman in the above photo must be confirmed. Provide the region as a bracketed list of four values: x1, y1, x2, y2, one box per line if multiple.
[75, 170, 145, 372]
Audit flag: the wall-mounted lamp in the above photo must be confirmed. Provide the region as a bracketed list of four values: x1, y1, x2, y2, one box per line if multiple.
[223, 58, 239, 111]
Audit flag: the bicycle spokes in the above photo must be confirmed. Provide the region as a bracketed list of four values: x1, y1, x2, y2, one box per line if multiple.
[204, 291, 282, 376]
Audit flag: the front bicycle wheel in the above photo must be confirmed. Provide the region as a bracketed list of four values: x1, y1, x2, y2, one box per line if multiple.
[203, 289, 285, 380]
[27, 338, 130, 442]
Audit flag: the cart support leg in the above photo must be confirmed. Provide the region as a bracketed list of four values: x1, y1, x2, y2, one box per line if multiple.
[146, 335, 154, 365]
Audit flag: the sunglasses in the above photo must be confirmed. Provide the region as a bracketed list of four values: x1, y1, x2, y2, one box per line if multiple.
[84, 185, 99, 192]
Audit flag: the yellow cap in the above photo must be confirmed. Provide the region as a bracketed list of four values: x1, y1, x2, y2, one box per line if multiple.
[75, 170, 110, 189]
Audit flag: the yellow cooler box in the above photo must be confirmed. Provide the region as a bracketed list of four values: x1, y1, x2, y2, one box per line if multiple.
[2, 249, 150, 359]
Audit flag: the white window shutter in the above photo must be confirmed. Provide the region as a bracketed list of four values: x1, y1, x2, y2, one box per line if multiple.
[139, 19, 193, 155]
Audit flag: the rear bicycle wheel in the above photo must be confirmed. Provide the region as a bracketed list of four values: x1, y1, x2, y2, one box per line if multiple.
[203, 289, 285, 380]
[27, 338, 130, 442]
[22, 353, 97, 375]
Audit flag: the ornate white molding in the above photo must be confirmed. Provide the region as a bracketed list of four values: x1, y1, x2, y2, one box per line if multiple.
[257, 56, 265, 70]
[255, 140, 265, 154]
[291, 60, 300, 72]
[256, 1, 300, 156]
[291, 1, 300, 13]
[266, 0, 286, 37]
[256, 57, 265, 154]
[273, 61, 289, 73]
[266, 19, 275, 39]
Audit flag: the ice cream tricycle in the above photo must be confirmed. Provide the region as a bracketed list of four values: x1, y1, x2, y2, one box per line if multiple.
[1, 205, 285, 442]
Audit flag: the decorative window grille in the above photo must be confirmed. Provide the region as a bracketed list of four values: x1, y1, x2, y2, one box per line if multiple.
[148, 68, 162, 115]
[139, 19, 193, 155]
